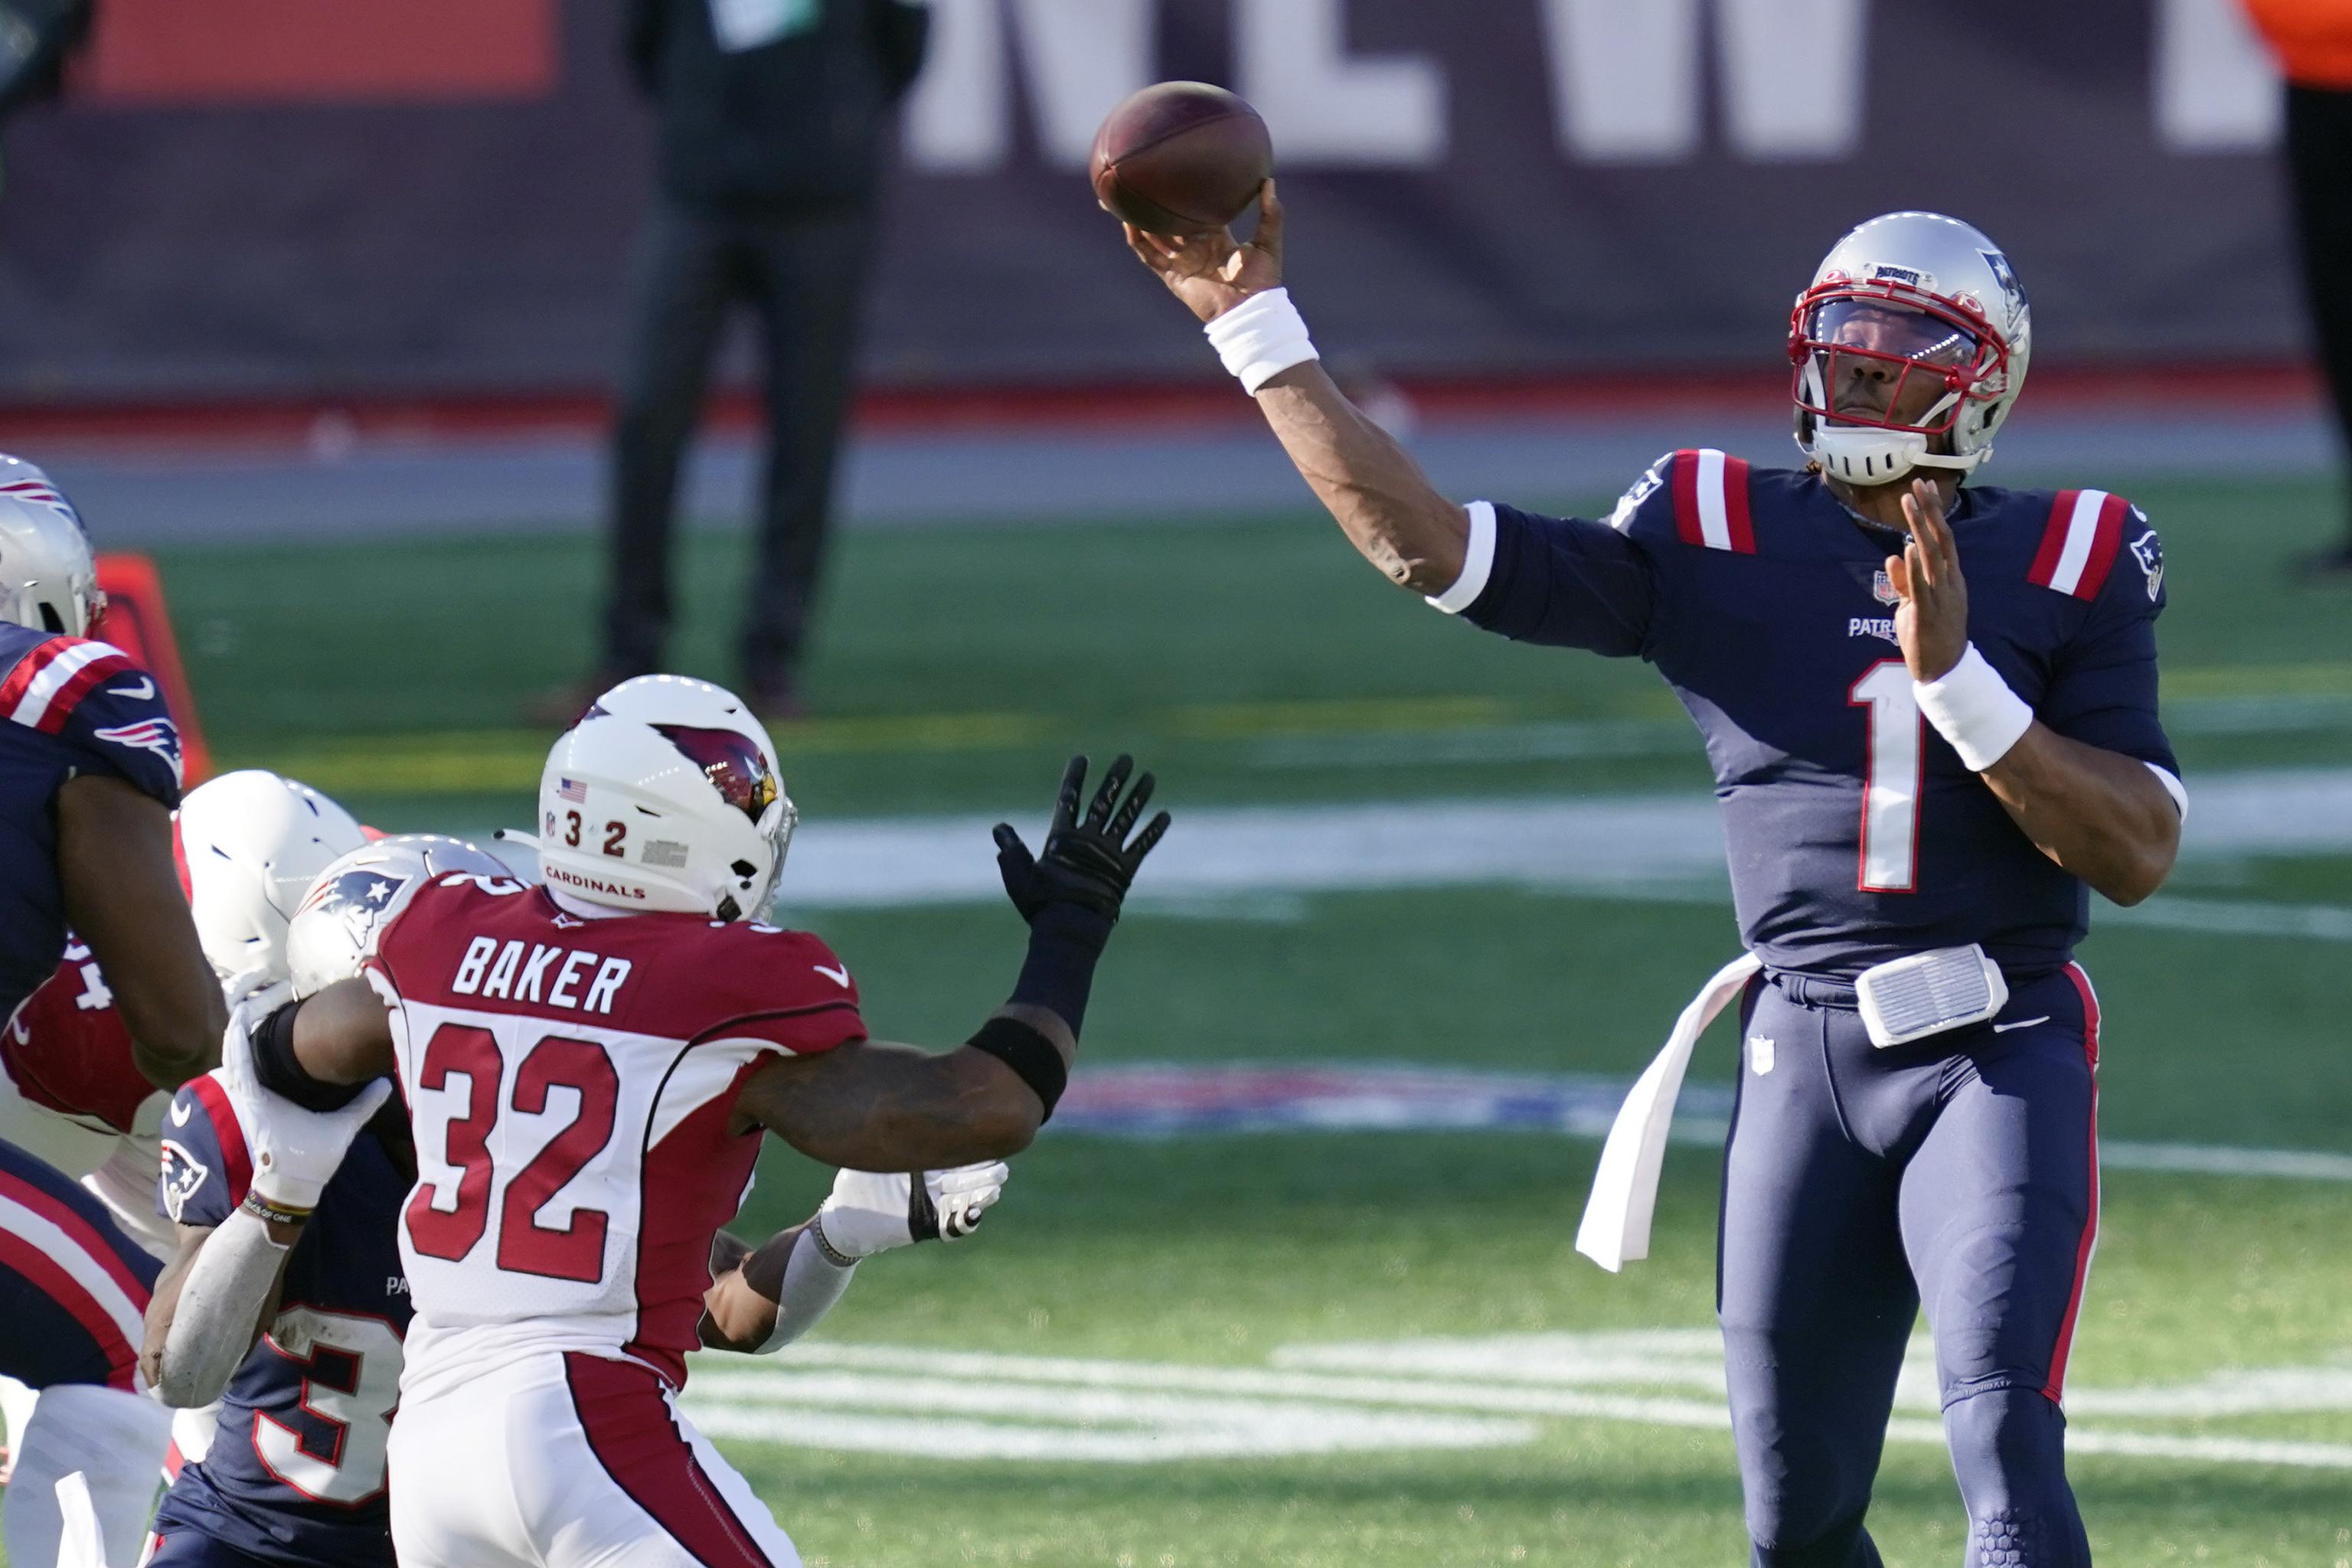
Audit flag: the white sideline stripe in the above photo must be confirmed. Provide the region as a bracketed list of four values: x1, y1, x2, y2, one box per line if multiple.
[2049, 488, 2109, 596]
[2099, 1141, 2352, 1181]
[755, 767, 2352, 912]
[689, 1343, 2352, 1471]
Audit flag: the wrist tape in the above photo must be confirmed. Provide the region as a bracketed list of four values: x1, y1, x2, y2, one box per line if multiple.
[1916, 643, 2034, 772]
[1204, 288, 1318, 394]
[967, 1015, 1068, 1122]
[1009, 902, 1112, 1035]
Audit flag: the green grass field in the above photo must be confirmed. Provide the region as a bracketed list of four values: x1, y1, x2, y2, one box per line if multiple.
[136, 475, 2352, 1563]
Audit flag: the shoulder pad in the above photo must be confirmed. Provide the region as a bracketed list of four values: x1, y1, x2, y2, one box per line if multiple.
[0, 635, 144, 736]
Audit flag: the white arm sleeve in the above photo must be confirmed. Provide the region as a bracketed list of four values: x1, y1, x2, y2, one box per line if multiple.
[755, 1228, 859, 1354]
[155, 1207, 286, 1408]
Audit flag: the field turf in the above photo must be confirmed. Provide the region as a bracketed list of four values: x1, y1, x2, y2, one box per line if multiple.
[104, 475, 2352, 1563]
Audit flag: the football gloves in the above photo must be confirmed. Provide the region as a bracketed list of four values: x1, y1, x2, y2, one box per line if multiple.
[220, 982, 391, 1214]
[992, 753, 1171, 926]
[813, 1161, 1011, 1260]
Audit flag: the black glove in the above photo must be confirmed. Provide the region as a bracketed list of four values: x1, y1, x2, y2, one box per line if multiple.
[992, 754, 1171, 926]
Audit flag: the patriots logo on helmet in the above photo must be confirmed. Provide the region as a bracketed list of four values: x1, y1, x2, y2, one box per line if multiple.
[654, 724, 779, 824]
[158, 1138, 210, 1223]
[92, 717, 183, 786]
[300, 866, 412, 956]
[1980, 248, 2020, 302]
[0, 479, 82, 528]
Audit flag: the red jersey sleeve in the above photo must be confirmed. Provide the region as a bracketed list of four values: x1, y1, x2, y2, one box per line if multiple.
[687, 927, 866, 1055]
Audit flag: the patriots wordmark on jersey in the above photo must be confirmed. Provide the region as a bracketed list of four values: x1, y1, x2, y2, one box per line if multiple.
[0, 625, 184, 1021]
[1436, 449, 2177, 981]
[149, 1071, 412, 1568]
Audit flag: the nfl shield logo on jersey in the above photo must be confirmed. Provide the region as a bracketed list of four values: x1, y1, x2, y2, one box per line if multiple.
[1873, 570, 1900, 606]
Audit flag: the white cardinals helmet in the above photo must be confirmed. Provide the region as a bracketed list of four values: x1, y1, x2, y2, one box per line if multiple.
[534, 675, 795, 921]
[286, 835, 514, 998]
[1789, 211, 2031, 487]
[0, 455, 102, 637]
[177, 770, 370, 983]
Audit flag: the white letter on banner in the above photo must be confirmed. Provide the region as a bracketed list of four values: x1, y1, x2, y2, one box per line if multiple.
[1237, 0, 1446, 167]
[1537, 0, 1702, 162]
[906, 0, 1155, 172]
[2155, 0, 2282, 150]
[1717, 0, 1868, 159]
[1537, 0, 1864, 162]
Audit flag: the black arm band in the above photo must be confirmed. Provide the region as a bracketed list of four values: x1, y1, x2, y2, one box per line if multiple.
[966, 1016, 1068, 1123]
[251, 1000, 369, 1113]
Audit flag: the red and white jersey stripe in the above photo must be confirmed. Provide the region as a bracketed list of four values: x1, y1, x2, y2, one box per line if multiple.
[1668, 449, 1756, 554]
[0, 635, 139, 736]
[0, 1151, 154, 1390]
[2027, 489, 2130, 601]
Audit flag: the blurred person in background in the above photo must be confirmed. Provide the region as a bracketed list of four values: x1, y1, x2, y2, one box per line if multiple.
[534, 0, 931, 724]
[2243, 0, 2352, 573]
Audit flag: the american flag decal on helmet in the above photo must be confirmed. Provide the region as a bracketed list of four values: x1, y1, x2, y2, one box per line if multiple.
[557, 777, 589, 803]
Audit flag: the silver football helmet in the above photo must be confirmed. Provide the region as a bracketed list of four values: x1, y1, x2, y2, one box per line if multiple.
[1789, 212, 2032, 487]
[0, 455, 101, 637]
[286, 835, 515, 998]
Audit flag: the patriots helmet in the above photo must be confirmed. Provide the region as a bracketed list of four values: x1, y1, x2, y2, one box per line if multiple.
[0, 455, 102, 637]
[532, 675, 795, 922]
[1790, 212, 2032, 487]
[176, 770, 371, 985]
[287, 835, 514, 998]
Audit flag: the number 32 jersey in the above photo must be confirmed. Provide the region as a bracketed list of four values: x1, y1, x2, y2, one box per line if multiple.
[1439, 451, 2180, 982]
[363, 874, 867, 1403]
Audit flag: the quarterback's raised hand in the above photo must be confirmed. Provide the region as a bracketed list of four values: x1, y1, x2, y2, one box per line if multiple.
[1122, 178, 1285, 325]
[993, 754, 1171, 926]
[1886, 478, 1971, 683]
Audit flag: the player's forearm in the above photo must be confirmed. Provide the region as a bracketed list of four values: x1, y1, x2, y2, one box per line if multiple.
[1254, 364, 1468, 595]
[1980, 725, 2181, 905]
[149, 1210, 295, 1406]
[58, 776, 225, 1087]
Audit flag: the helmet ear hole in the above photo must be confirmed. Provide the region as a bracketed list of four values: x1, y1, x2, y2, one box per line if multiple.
[38, 603, 63, 634]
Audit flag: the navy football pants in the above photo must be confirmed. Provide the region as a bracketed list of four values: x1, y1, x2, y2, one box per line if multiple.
[1717, 966, 2102, 1567]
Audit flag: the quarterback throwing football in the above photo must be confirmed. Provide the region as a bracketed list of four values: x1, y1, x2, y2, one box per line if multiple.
[1122, 194, 2182, 1566]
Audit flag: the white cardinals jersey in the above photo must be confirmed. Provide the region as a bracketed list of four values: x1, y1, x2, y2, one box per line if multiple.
[362, 873, 864, 1403]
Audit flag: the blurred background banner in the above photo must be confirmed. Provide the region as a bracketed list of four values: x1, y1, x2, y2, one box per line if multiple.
[0, 0, 2301, 403]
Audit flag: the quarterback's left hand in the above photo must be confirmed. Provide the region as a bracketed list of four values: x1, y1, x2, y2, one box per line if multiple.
[814, 1162, 1011, 1259]
[1886, 478, 1970, 683]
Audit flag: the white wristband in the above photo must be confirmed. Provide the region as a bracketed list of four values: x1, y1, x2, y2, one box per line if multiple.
[1915, 643, 2034, 772]
[1204, 287, 1319, 394]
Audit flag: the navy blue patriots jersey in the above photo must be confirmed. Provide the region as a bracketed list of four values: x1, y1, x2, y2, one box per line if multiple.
[1442, 452, 2177, 982]
[153, 1072, 409, 1568]
[0, 624, 184, 1021]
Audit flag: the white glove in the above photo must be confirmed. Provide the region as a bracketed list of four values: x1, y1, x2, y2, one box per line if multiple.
[813, 1161, 1009, 1260]
[219, 982, 391, 1214]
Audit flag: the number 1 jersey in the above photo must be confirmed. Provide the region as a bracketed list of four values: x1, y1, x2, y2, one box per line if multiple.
[1437, 451, 2179, 982]
[364, 874, 867, 1403]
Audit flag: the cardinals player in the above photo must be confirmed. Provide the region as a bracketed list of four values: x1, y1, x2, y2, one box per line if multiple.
[142, 833, 1014, 1568]
[208, 675, 1167, 1567]
[1121, 197, 2180, 1567]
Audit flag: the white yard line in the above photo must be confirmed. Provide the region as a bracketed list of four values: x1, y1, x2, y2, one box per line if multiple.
[754, 768, 2352, 922]
[684, 1339, 2352, 1470]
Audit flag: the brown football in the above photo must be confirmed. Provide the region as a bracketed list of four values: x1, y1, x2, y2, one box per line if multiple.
[1091, 82, 1272, 236]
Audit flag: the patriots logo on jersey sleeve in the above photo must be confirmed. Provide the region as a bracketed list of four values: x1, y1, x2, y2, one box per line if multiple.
[91, 717, 184, 784]
[2128, 529, 2164, 602]
[158, 1138, 211, 1223]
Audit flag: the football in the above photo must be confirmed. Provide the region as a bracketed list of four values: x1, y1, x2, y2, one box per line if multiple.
[1090, 82, 1272, 236]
